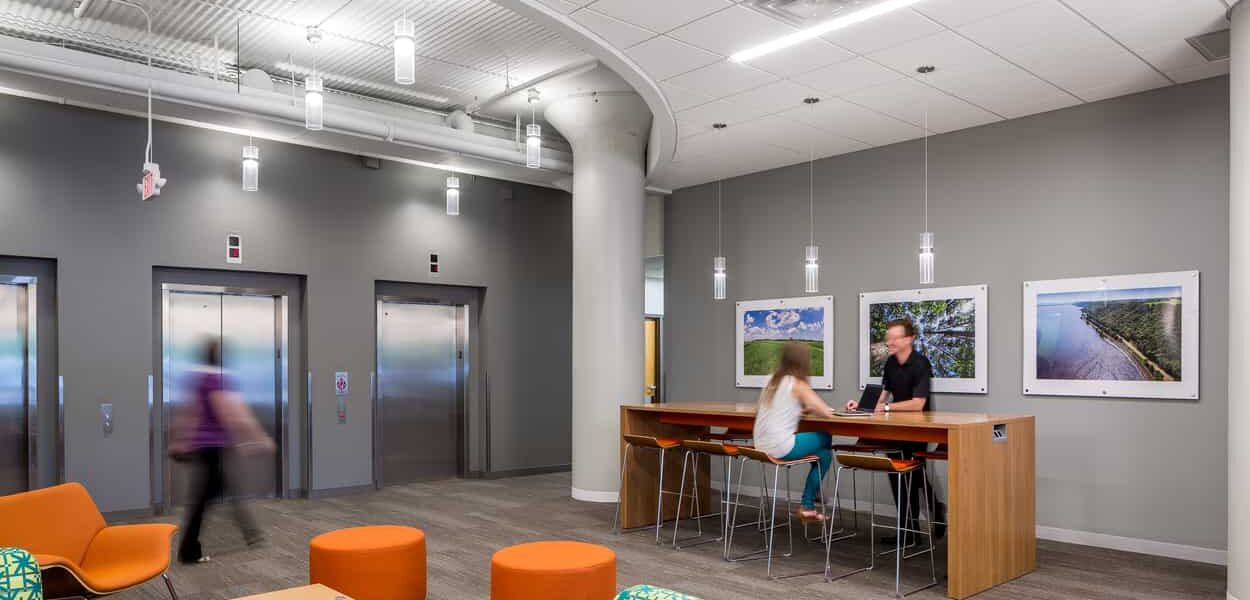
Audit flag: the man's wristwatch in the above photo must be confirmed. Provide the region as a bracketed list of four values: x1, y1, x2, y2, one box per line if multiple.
[884, 403, 891, 413]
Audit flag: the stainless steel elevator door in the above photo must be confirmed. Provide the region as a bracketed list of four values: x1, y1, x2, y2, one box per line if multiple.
[378, 302, 461, 484]
[165, 291, 281, 505]
[0, 284, 27, 495]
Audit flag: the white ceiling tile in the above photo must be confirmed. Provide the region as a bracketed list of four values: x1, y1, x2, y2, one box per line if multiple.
[742, 39, 856, 78]
[625, 36, 722, 80]
[820, 8, 944, 54]
[534, 0, 580, 14]
[1066, 1, 1228, 73]
[999, 33, 1157, 97]
[791, 57, 904, 97]
[659, 81, 717, 111]
[571, 9, 656, 49]
[780, 98, 923, 146]
[1167, 58, 1230, 84]
[868, 30, 1006, 75]
[957, 0, 1099, 53]
[723, 79, 821, 115]
[675, 99, 779, 137]
[669, 5, 797, 56]
[1136, 39, 1213, 73]
[915, 0, 1037, 28]
[841, 78, 1003, 132]
[586, 0, 731, 34]
[1072, 64, 1173, 102]
[918, 62, 1079, 119]
[664, 60, 777, 98]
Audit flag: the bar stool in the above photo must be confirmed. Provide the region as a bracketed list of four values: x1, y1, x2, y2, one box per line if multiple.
[727, 446, 827, 579]
[825, 442, 904, 541]
[612, 434, 696, 544]
[671, 440, 739, 555]
[825, 452, 937, 597]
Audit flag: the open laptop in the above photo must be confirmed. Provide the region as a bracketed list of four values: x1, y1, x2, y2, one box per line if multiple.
[833, 384, 884, 417]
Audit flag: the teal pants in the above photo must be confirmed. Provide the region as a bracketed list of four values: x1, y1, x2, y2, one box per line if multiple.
[779, 432, 832, 508]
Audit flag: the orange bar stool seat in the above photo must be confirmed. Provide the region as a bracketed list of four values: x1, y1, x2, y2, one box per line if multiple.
[309, 525, 426, 600]
[490, 541, 615, 600]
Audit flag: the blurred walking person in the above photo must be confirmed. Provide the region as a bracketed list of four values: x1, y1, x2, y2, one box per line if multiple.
[170, 338, 273, 563]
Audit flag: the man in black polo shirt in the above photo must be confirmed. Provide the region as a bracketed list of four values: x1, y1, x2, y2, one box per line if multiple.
[845, 317, 945, 539]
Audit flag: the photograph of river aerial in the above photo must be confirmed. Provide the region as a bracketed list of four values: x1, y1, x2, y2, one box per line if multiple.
[1036, 286, 1182, 381]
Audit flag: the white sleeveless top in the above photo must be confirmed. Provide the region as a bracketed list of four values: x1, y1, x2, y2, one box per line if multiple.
[753, 375, 800, 458]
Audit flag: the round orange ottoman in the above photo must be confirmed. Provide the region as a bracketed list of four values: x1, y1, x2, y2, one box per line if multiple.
[490, 541, 615, 600]
[309, 525, 427, 600]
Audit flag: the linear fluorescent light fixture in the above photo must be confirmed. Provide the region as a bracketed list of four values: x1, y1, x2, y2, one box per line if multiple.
[731, 0, 925, 62]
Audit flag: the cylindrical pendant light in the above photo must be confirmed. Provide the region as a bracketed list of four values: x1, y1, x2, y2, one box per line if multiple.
[919, 231, 935, 284]
[304, 75, 323, 131]
[393, 14, 416, 85]
[445, 174, 460, 216]
[526, 123, 541, 169]
[713, 175, 727, 300]
[241, 140, 259, 192]
[805, 244, 819, 293]
[526, 88, 541, 168]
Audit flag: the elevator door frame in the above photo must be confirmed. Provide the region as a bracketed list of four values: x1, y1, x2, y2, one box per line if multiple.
[0, 275, 38, 491]
[156, 283, 290, 512]
[374, 296, 468, 487]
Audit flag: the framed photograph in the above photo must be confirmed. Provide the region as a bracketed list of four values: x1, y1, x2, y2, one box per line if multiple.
[1023, 271, 1199, 400]
[859, 285, 988, 394]
[736, 296, 834, 389]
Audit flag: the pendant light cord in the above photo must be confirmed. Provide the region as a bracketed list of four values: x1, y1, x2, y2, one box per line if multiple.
[717, 179, 723, 255]
[808, 103, 815, 246]
[923, 106, 929, 233]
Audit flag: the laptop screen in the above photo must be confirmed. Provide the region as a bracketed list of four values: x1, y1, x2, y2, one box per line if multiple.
[859, 384, 883, 411]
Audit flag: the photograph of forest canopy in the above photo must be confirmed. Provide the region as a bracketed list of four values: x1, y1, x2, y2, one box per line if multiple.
[1036, 286, 1181, 382]
[869, 298, 976, 378]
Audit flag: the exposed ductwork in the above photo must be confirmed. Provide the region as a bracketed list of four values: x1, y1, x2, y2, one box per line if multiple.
[0, 35, 574, 177]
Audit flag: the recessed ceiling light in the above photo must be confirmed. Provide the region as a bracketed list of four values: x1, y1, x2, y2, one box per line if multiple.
[731, 0, 926, 62]
[916, 65, 936, 74]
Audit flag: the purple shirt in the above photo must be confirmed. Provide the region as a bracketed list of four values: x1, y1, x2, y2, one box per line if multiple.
[190, 370, 229, 449]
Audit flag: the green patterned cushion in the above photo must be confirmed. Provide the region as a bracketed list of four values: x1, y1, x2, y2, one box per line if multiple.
[0, 548, 42, 600]
[615, 584, 701, 600]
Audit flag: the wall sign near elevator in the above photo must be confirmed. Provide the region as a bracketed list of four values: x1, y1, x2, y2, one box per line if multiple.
[226, 234, 243, 264]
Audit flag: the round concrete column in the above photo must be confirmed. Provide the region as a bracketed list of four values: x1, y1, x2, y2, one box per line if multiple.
[545, 92, 652, 501]
[1233, 3, 1250, 598]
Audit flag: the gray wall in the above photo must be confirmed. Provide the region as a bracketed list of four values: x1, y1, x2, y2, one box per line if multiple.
[0, 93, 572, 511]
[666, 77, 1229, 551]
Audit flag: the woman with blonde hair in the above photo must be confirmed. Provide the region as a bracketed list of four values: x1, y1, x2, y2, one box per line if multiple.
[752, 341, 837, 520]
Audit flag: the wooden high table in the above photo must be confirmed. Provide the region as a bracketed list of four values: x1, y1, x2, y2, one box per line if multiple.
[619, 403, 1035, 599]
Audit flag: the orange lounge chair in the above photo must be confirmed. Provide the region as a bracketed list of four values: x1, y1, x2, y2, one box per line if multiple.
[0, 483, 178, 599]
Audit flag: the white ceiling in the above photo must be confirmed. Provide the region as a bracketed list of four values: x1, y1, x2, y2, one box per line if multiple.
[0, 0, 594, 124]
[538, 0, 1234, 191]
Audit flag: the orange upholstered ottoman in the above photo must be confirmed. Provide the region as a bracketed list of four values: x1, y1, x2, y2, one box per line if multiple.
[309, 525, 427, 600]
[490, 541, 615, 600]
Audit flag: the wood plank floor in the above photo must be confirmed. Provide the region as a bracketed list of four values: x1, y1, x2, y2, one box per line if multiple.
[122, 472, 1225, 600]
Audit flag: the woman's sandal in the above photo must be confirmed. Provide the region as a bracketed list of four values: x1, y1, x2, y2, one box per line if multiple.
[798, 508, 826, 522]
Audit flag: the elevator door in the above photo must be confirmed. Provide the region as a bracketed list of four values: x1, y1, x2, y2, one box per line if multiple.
[165, 291, 282, 505]
[378, 302, 462, 484]
[0, 284, 29, 494]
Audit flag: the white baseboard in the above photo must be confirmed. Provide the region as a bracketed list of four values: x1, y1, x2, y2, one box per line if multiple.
[1229, 592, 1239, 600]
[571, 486, 618, 503]
[710, 481, 1227, 566]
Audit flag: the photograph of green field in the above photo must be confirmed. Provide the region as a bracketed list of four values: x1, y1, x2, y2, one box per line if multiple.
[742, 307, 826, 377]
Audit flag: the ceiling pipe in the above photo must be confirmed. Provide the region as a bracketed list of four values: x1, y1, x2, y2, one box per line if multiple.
[72, 0, 93, 18]
[0, 35, 573, 174]
[465, 58, 599, 114]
